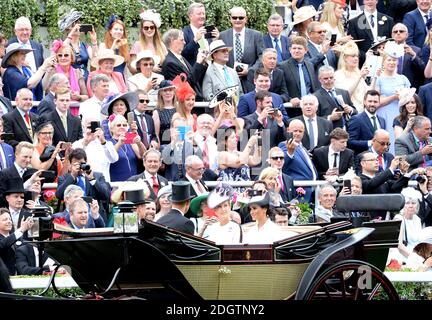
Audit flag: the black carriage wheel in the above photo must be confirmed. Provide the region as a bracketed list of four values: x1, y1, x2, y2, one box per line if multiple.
[303, 260, 399, 300]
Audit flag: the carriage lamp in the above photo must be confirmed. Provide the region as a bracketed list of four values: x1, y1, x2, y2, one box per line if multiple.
[28, 206, 53, 240]
[114, 201, 138, 234]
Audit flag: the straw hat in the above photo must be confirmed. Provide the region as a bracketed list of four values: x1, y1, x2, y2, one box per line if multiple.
[292, 6, 320, 26]
[1, 43, 34, 68]
[131, 50, 161, 70]
[91, 48, 124, 68]
[398, 88, 417, 107]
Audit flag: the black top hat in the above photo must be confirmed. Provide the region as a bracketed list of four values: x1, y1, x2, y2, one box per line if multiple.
[123, 189, 150, 205]
[168, 181, 194, 203]
[4, 178, 26, 195]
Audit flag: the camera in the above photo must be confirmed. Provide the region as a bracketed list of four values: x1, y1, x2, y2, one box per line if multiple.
[235, 65, 244, 72]
[416, 175, 427, 184]
[247, 189, 263, 197]
[80, 163, 91, 171]
[89, 121, 100, 133]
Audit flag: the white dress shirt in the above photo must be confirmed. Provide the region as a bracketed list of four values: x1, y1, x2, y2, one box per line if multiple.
[232, 28, 246, 62]
[328, 145, 340, 169]
[364, 10, 378, 41]
[185, 173, 205, 195]
[303, 115, 318, 148]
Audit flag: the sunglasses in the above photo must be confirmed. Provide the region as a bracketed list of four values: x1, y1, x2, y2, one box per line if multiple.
[143, 25, 156, 31]
[231, 16, 245, 20]
[392, 30, 406, 34]
[139, 99, 150, 103]
[141, 63, 154, 67]
[57, 53, 70, 58]
[271, 156, 284, 160]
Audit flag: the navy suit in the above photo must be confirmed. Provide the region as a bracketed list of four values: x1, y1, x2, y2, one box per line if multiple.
[401, 50, 425, 90]
[133, 112, 158, 144]
[305, 41, 337, 78]
[419, 82, 432, 120]
[280, 173, 296, 203]
[263, 34, 291, 62]
[37, 92, 55, 116]
[403, 9, 428, 49]
[16, 244, 50, 275]
[237, 91, 289, 124]
[2, 108, 39, 148]
[53, 208, 105, 228]
[43, 110, 83, 146]
[181, 25, 213, 66]
[245, 66, 290, 102]
[347, 111, 386, 153]
[292, 115, 333, 151]
[278, 141, 317, 202]
[0, 143, 14, 169]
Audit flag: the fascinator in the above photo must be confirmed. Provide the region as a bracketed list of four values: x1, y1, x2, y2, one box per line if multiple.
[172, 73, 195, 102]
[207, 183, 234, 209]
[398, 87, 417, 107]
[58, 9, 83, 32]
[139, 9, 162, 29]
[51, 39, 64, 54]
[105, 14, 119, 30]
[383, 40, 404, 59]
[208, 85, 239, 109]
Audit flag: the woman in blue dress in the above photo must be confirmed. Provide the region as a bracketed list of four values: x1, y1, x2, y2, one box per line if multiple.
[376, 52, 410, 154]
[107, 114, 146, 182]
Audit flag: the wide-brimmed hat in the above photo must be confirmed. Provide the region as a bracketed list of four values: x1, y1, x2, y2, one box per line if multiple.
[369, 37, 393, 52]
[398, 87, 417, 107]
[1, 43, 34, 68]
[101, 91, 139, 116]
[208, 85, 239, 109]
[58, 9, 83, 32]
[91, 48, 124, 68]
[189, 193, 210, 216]
[207, 183, 233, 209]
[168, 181, 194, 203]
[157, 184, 172, 198]
[132, 50, 161, 70]
[124, 189, 150, 205]
[209, 40, 232, 57]
[292, 6, 320, 25]
[111, 180, 150, 204]
[157, 80, 176, 92]
[383, 40, 404, 59]
[248, 191, 271, 208]
[139, 9, 162, 29]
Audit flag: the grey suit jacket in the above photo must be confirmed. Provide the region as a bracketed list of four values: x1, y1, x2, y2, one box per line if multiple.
[395, 131, 427, 170]
[202, 62, 243, 101]
[219, 28, 264, 69]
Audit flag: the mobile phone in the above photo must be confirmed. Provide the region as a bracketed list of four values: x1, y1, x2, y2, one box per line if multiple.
[225, 96, 232, 104]
[0, 133, 13, 141]
[40, 170, 56, 180]
[124, 132, 138, 144]
[81, 196, 93, 204]
[79, 24, 93, 33]
[127, 111, 135, 125]
[205, 25, 215, 39]
[343, 179, 351, 193]
[329, 34, 337, 47]
[89, 121, 100, 133]
[177, 125, 191, 141]
[286, 132, 294, 142]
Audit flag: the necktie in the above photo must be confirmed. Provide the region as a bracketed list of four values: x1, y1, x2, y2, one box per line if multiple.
[332, 153, 338, 168]
[139, 114, 150, 149]
[151, 175, 159, 195]
[370, 14, 375, 28]
[298, 63, 307, 97]
[263, 117, 268, 128]
[24, 112, 30, 127]
[371, 115, 378, 131]
[419, 141, 427, 167]
[179, 56, 190, 71]
[196, 180, 205, 194]
[308, 118, 315, 149]
[202, 136, 209, 169]
[350, 0, 356, 9]
[274, 38, 283, 63]
[378, 154, 384, 171]
[235, 33, 243, 62]
[77, 176, 86, 195]
[223, 66, 233, 86]
[19, 168, 26, 178]
[278, 175, 284, 191]
[397, 56, 404, 74]
[61, 114, 68, 135]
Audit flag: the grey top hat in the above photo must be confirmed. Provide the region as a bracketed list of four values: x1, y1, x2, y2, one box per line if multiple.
[168, 181, 194, 203]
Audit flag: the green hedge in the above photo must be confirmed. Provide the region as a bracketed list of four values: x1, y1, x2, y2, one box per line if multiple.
[0, 0, 273, 41]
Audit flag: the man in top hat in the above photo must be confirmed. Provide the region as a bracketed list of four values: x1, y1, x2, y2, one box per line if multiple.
[4, 180, 31, 234]
[123, 188, 152, 222]
[202, 39, 242, 101]
[156, 181, 195, 234]
[347, 0, 394, 65]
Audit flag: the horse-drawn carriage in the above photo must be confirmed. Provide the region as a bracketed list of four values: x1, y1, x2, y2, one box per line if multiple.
[1, 194, 404, 300]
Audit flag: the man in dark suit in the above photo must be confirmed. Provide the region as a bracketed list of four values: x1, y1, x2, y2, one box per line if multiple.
[8, 17, 45, 100]
[244, 90, 286, 149]
[312, 128, 355, 179]
[128, 149, 169, 200]
[37, 73, 70, 116]
[161, 29, 208, 101]
[56, 148, 111, 222]
[279, 36, 319, 108]
[43, 89, 83, 146]
[369, 129, 394, 172]
[395, 116, 432, 170]
[219, 6, 264, 91]
[348, 89, 386, 153]
[67, 198, 105, 229]
[16, 243, 50, 275]
[181, 2, 218, 66]
[292, 94, 333, 151]
[245, 49, 290, 101]
[181, 155, 209, 197]
[238, 68, 289, 123]
[2, 88, 38, 148]
[0, 84, 13, 115]
[278, 119, 318, 202]
[305, 21, 338, 79]
[267, 146, 295, 203]
[314, 66, 357, 129]
[347, 0, 394, 64]
[263, 13, 291, 63]
[132, 91, 158, 149]
[0, 118, 15, 169]
[403, 1, 431, 49]
[419, 81, 432, 120]
[157, 181, 195, 235]
[391, 23, 425, 89]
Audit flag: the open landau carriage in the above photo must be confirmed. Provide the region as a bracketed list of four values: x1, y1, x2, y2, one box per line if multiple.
[2, 194, 404, 300]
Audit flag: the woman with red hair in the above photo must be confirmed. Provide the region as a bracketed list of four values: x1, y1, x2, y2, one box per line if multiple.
[171, 73, 198, 132]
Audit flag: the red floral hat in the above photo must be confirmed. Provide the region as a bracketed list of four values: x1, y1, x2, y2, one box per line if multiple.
[172, 73, 195, 102]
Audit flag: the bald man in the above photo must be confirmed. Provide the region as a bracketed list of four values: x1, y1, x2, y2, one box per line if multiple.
[369, 129, 394, 171]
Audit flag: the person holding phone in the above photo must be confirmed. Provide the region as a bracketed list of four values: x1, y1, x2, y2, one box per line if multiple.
[107, 115, 146, 182]
[319, 0, 352, 45]
[127, 50, 164, 93]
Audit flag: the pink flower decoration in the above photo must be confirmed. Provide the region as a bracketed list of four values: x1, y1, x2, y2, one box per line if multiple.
[296, 187, 306, 196]
[231, 192, 237, 204]
[109, 114, 116, 122]
[51, 39, 64, 54]
[43, 189, 56, 201]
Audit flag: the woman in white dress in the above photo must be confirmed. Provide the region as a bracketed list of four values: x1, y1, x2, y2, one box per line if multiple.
[406, 227, 432, 272]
